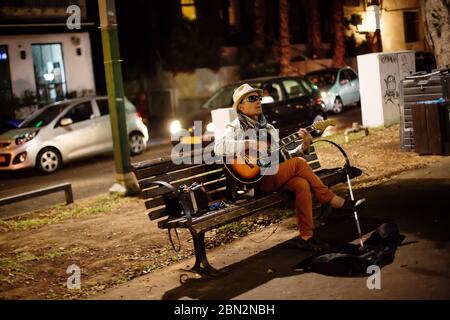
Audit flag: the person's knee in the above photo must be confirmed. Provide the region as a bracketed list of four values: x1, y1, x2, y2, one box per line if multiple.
[293, 156, 308, 171]
[293, 178, 310, 193]
[294, 157, 307, 165]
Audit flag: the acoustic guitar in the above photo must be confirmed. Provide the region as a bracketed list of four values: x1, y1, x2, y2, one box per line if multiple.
[222, 119, 336, 185]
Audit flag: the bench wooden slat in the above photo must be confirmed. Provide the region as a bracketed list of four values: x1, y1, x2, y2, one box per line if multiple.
[144, 178, 228, 210]
[145, 183, 227, 209]
[149, 208, 168, 220]
[135, 162, 195, 181]
[158, 192, 289, 231]
[309, 161, 321, 171]
[142, 170, 225, 199]
[303, 152, 318, 162]
[146, 196, 166, 209]
[147, 188, 229, 221]
[133, 150, 208, 179]
[138, 164, 220, 189]
[207, 187, 228, 199]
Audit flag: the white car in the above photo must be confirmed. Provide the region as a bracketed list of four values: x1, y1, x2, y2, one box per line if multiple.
[0, 96, 149, 174]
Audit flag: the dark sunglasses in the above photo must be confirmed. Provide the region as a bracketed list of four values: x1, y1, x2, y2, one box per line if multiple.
[245, 95, 262, 103]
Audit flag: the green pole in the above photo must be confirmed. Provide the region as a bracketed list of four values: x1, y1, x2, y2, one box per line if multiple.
[98, 0, 139, 195]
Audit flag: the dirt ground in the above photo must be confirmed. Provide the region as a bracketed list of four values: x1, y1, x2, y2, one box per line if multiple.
[0, 124, 445, 299]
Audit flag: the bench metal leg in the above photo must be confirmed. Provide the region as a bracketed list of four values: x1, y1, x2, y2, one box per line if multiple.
[188, 228, 225, 277]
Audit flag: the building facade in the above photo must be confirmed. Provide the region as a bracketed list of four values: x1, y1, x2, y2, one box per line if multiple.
[0, 0, 101, 119]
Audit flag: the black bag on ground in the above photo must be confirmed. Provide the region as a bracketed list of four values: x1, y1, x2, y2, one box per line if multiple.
[293, 223, 405, 276]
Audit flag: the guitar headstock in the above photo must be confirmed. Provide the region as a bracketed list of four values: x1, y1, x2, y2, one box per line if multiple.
[312, 119, 336, 132]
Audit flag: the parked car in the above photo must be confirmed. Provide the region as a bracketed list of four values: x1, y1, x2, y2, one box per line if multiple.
[169, 75, 327, 146]
[305, 66, 360, 114]
[0, 96, 149, 174]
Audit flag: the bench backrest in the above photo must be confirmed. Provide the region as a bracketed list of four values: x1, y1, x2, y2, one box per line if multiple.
[131, 145, 321, 222]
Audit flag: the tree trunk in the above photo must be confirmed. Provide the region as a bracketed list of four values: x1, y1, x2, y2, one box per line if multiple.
[307, 0, 322, 58]
[279, 0, 293, 75]
[421, 0, 450, 69]
[254, 0, 265, 48]
[332, 0, 346, 67]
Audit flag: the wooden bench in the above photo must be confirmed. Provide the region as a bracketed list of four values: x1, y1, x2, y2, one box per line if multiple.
[131, 141, 362, 276]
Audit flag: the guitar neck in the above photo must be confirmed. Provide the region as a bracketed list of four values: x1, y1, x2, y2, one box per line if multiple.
[279, 124, 316, 149]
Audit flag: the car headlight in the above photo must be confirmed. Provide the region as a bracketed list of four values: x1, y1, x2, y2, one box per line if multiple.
[320, 91, 329, 99]
[206, 122, 215, 132]
[15, 130, 39, 145]
[170, 120, 182, 134]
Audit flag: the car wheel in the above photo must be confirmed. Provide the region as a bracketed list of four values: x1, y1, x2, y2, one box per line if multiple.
[332, 97, 344, 114]
[129, 132, 146, 155]
[36, 148, 61, 174]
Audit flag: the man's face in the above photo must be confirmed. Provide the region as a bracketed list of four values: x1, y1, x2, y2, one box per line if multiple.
[238, 93, 262, 117]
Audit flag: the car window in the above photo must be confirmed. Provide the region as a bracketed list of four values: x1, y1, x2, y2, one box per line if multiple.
[65, 102, 93, 124]
[339, 70, 350, 83]
[97, 99, 109, 116]
[346, 69, 358, 80]
[96, 98, 135, 115]
[299, 79, 314, 93]
[282, 80, 307, 99]
[19, 103, 69, 128]
[305, 70, 337, 88]
[262, 82, 283, 102]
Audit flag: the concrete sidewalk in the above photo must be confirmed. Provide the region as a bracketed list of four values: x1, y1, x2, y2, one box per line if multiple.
[92, 157, 450, 300]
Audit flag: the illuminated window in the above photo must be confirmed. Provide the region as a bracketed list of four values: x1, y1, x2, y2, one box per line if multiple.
[181, 0, 196, 21]
[32, 43, 67, 103]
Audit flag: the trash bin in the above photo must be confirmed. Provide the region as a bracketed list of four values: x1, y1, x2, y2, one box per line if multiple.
[411, 100, 450, 155]
[400, 69, 450, 151]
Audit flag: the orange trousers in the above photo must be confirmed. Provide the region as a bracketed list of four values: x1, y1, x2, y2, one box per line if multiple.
[257, 157, 335, 237]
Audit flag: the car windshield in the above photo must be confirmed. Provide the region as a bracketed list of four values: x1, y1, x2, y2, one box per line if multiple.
[19, 103, 70, 128]
[305, 70, 338, 88]
[202, 82, 262, 110]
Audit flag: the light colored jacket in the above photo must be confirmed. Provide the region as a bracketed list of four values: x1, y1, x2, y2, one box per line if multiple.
[214, 118, 306, 158]
[213, 118, 278, 156]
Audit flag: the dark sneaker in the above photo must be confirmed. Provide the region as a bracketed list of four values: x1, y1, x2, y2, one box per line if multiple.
[294, 236, 329, 252]
[332, 198, 366, 215]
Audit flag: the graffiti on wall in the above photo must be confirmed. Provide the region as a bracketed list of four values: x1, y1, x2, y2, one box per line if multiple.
[383, 75, 399, 105]
[380, 54, 397, 64]
[380, 54, 400, 106]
